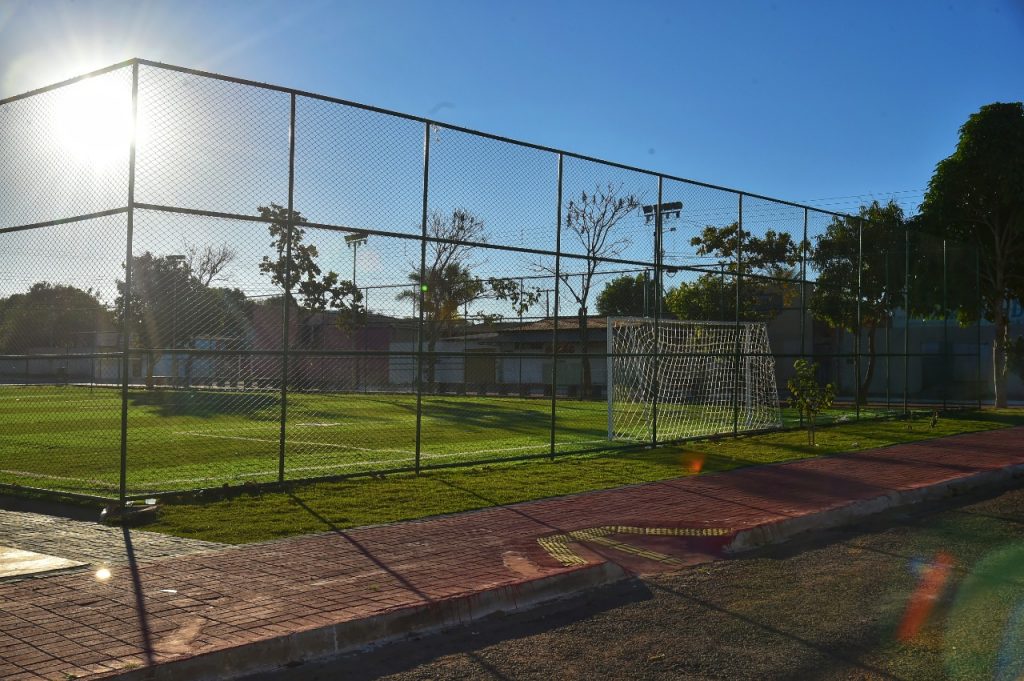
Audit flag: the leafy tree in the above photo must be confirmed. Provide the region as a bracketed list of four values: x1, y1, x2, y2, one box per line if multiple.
[810, 201, 906, 405]
[596, 273, 656, 317]
[116, 253, 251, 388]
[787, 359, 835, 446]
[396, 208, 539, 387]
[257, 203, 364, 332]
[665, 222, 802, 322]
[0, 283, 113, 353]
[536, 184, 641, 398]
[918, 102, 1024, 407]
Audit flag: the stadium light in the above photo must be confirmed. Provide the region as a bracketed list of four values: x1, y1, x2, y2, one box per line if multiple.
[641, 202, 683, 309]
[345, 231, 369, 288]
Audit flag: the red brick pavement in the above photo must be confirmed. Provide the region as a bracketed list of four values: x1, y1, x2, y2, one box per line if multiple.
[1, 427, 1022, 680]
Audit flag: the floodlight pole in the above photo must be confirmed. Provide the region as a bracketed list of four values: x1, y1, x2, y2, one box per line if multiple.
[345, 232, 369, 288]
[167, 254, 186, 390]
[345, 232, 369, 394]
[642, 201, 682, 308]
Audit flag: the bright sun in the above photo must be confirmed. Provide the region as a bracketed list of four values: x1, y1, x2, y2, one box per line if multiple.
[54, 74, 135, 169]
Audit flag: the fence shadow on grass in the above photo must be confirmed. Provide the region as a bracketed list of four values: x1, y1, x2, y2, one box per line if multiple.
[127, 389, 280, 419]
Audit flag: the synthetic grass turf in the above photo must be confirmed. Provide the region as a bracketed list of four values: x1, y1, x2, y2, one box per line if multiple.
[145, 409, 1024, 544]
[0, 384, 882, 496]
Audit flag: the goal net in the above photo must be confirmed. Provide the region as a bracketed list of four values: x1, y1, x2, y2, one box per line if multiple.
[606, 317, 782, 442]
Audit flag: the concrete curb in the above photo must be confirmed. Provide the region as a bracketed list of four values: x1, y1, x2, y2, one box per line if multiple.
[105, 561, 628, 681]
[100, 456, 1024, 681]
[726, 462, 1024, 554]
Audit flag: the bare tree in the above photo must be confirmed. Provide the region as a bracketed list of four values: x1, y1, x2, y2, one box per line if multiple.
[397, 209, 487, 387]
[185, 243, 236, 287]
[537, 183, 640, 398]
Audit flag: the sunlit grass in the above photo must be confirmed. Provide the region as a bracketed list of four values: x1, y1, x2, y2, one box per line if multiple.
[144, 408, 1024, 544]
[0, 384, 882, 497]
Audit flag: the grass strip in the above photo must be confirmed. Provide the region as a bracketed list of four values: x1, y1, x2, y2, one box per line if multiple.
[145, 408, 1024, 544]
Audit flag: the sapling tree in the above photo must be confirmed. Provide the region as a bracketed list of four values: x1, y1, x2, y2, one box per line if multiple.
[787, 359, 835, 446]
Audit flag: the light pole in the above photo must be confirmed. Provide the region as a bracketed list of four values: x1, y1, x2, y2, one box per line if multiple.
[642, 201, 682, 314]
[345, 232, 369, 287]
[344, 232, 369, 392]
[167, 254, 186, 389]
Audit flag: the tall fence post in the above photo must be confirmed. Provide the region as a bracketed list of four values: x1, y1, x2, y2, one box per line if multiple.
[942, 239, 949, 410]
[414, 122, 431, 474]
[119, 61, 140, 503]
[904, 226, 910, 416]
[550, 154, 563, 458]
[977, 248, 983, 408]
[885, 246, 891, 411]
[799, 208, 808, 428]
[855, 217, 863, 419]
[732, 193, 743, 437]
[651, 176, 663, 448]
[277, 93, 297, 484]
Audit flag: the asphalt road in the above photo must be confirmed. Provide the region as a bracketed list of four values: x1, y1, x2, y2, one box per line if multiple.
[242, 483, 1024, 680]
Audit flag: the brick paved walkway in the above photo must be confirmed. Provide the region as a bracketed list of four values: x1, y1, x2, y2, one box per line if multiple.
[0, 511, 226, 573]
[1, 427, 1022, 680]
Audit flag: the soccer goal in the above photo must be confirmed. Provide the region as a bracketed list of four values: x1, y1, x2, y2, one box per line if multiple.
[606, 317, 782, 442]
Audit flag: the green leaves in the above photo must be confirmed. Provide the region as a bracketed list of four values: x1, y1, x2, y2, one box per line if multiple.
[787, 359, 835, 445]
[257, 203, 365, 328]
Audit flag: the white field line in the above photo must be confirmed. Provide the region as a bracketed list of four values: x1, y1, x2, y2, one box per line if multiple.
[173, 431, 413, 455]
[175, 429, 607, 459]
[0, 468, 115, 488]
[0, 433, 608, 491]
[153, 438, 602, 487]
[138, 433, 610, 488]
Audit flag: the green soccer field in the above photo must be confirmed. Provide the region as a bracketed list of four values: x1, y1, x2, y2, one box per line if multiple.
[0, 384, 883, 497]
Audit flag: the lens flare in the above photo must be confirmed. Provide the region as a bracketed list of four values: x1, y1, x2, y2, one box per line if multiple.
[946, 544, 1024, 680]
[95, 567, 112, 582]
[898, 551, 953, 642]
[680, 451, 705, 475]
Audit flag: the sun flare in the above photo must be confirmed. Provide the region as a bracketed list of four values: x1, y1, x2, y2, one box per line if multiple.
[54, 75, 135, 169]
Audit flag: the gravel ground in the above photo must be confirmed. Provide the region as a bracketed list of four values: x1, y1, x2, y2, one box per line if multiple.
[243, 483, 1024, 681]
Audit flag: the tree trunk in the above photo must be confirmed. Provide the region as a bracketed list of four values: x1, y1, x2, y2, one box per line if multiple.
[578, 310, 590, 400]
[858, 325, 877, 406]
[994, 308, 1009, 408]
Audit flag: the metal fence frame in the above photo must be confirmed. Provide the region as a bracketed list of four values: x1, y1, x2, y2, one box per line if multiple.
[0, 58, 987, 502]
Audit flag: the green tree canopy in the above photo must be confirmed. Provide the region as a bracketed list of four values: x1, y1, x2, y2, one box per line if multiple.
[665, 222, 802, 322]
[116, 253, 251, 388]
[810, 201, 907, 404]
[396, 208, 541, 387]
[918, 102, 1024, 406]
[257, 203, 364, 330]
[596, 273, 656, 317]
[0, 283, 113, 353]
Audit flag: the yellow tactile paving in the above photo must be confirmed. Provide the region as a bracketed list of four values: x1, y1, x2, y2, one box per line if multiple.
[538, 526, 733, 567]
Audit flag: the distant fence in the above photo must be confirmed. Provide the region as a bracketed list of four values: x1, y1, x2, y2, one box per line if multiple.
[0, 59, 998, 501]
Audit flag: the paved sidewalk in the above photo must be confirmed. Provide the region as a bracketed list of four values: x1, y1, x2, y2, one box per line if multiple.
[1, 427, 1022, 681]
[0, 511, 226, 572]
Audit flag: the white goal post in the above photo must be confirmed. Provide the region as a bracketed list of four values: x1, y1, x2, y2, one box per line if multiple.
[606, 317, 782, 442]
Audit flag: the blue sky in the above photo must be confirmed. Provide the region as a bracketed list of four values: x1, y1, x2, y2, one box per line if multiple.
[0, 0, 1021, 217]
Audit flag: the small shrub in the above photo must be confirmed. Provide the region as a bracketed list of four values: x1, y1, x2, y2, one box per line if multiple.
[788, 359, 835, 446]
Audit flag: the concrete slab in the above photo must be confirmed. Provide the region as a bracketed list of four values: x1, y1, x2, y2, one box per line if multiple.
[0, 545, 83, 579]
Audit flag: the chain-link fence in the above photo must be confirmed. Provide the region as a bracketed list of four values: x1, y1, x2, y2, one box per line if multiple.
[0, 59, 998, 501]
